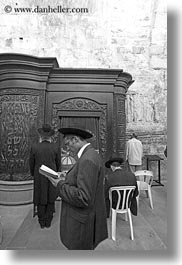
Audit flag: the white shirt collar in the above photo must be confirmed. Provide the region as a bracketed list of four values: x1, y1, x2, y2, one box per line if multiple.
[111, 166, 122, 172]
[40, 139, 52, 143]
[77, 143, 90, 158]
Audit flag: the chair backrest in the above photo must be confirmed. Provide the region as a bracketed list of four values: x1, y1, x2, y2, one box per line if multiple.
[109, 186, 136, 211]
[134, 170, 153, 186]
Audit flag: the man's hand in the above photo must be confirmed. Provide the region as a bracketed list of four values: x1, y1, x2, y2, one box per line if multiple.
[47, 172, 66, 187]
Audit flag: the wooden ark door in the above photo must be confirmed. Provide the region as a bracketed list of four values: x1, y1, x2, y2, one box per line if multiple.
[50, 97, 110, 160]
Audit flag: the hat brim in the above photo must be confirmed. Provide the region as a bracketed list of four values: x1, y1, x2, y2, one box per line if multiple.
[58, 127, 93, 139]
[105, 157, 124, 168]
[38, 128, 55, 137]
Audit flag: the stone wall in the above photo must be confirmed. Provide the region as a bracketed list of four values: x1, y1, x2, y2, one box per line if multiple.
[0, 0, 167, 179]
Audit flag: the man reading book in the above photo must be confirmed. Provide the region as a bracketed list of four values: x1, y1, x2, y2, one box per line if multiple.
[46, 123, 108, 250]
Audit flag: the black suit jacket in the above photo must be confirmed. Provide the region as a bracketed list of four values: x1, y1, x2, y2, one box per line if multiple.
[57, 145, 108, 250]
[105, 168, 138, 217]
[29, 141, 61, 205]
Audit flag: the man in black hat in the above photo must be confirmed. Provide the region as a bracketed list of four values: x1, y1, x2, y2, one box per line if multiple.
[29, 124, 61, 229]
[104, 154, 138, 218]
[46, 124, 108, 250]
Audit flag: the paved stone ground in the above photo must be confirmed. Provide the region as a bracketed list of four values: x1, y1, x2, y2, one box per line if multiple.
[0, 182, 167, 251]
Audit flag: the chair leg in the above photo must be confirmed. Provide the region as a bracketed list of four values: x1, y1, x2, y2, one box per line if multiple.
[136, 195, 139, 210]
[111, 209, 117, 241]
[148, 187, 153, 209]
[128, 209, 134, 240]
[125, 212, 128, 221]
[110, 208, 112, 218]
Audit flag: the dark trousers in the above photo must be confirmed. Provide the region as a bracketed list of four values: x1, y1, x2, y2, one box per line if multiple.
[37, 202, 55, 227]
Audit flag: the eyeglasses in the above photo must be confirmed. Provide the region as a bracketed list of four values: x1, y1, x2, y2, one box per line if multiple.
[64, 138, 74, 150]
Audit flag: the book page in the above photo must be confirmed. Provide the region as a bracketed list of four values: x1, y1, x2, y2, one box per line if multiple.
[40, 165, 58, 175]
[39, 165, 58, 179]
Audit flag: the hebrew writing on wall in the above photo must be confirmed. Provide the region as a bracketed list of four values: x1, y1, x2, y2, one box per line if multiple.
[0, 90, 42, 181]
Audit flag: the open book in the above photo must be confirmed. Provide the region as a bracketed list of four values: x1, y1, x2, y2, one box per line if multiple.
[39, 165, 59, 179]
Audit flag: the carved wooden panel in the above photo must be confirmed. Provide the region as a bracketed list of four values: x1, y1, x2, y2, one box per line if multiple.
[51, 98, 107, 157]
[0, 88, 45, 181]
[114, 94, 126, 157]
[113, 96, 117, 153]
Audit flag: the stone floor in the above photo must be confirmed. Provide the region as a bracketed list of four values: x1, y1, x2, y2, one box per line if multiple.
[0, 181, 167, 251]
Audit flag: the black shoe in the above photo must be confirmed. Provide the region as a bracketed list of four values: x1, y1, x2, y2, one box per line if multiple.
[39, 222, 45, 229]
[45, 221, 51, 228]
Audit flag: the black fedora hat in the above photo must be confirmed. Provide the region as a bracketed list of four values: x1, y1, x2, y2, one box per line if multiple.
[58, 124, 93, 139]
[105, 154, 124, 168]
[38, 124, 55, 137]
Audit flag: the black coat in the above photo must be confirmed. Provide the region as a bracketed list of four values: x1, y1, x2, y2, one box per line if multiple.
[57, 145, 108, 250]
[105, 168, 138, 217]
[29, 141, 61, 205]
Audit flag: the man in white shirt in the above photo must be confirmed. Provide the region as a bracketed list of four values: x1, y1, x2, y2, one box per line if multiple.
[126, 133, 143, 173]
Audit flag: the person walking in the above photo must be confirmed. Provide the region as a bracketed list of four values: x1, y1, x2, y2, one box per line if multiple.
[29, 124, 61, 229]
[46, 124, 108, 250]
[104, 154, 138, 218]
[126, 133, 143, 173]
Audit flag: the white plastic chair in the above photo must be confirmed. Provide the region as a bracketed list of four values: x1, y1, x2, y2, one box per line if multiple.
[134, 170, 154, 209]
[109, 186, 136, 241]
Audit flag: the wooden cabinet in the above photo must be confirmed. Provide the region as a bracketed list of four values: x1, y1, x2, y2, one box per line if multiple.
[0, 54, 134, 181]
